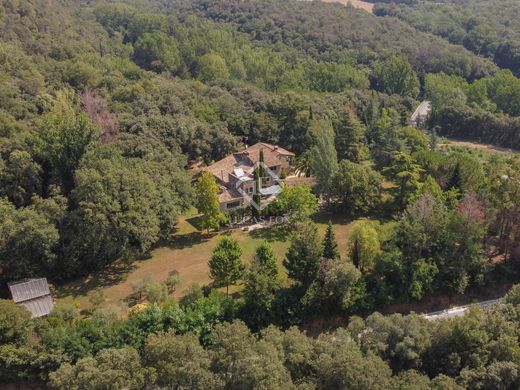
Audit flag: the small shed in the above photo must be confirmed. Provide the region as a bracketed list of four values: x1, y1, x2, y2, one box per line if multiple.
[8, 278, 54, 318]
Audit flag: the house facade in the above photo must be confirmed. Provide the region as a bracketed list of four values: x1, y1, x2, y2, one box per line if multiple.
[205, 143, 295, 211]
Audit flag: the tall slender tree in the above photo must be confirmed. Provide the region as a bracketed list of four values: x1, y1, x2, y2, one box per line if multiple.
[252, 148, 265, 218]
[196, 171, 225, 233]
[323, 221, 340, 260]
[308, 119, 338, 203]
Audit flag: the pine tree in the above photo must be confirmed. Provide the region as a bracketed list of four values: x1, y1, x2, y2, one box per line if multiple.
[448, 162, 462, 191]
[283, 222, 322, 287]
[252, 240, 278, 277]
[323, 220, 340, 260]
[243, 241, 280, 330]
[209, 236, 244, 295]
[336, 108, 368, 162]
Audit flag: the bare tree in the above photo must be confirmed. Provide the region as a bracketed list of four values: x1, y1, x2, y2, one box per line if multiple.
[81, 90, 119, 144]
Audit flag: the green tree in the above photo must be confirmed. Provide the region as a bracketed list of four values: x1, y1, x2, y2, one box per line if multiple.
[143, 330, 217, 389]
[0, 300, 31, 345]
[210, 321, 293, 389]
[283, 222, 322, 288]
[243, 242, 281, 330]
[360, 312, 432, 371]
[37, 90, 97, 194]
[252, 148, 265, 218]
[209, 236, 245, 295]
[350, 221, 380, 274]
[134, 31, 180, 73]
[0, 198, 59, 283]
[64, 150, 162, 275]
[197, 53, 230, 82]
[196, 171, 225, 233]
[271, 184, 318, 225]
[0, 150, 42, 207]
[384, 152, 424, 209]
[332, 160, 382, 214]
[323, 221, 339, 260]
[321, 258, 361, 310]
[308, 119, 338, 203]
[372, 56, 420, 98]
[49, 347, 154, 390]
[334, 108, 368, 162]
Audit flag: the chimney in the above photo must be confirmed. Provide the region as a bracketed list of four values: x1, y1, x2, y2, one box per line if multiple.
[221, 170, 224, 181]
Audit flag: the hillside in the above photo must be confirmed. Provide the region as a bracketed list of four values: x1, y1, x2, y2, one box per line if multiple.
[187, 0, 496, 79]
[0, 0, 520, 388]
[374, 0, 520, 75]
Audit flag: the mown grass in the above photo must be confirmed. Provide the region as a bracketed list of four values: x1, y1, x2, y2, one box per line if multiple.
[55, 211, 361, 310]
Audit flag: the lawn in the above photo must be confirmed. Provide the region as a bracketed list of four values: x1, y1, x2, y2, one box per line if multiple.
[55, 211, 361, 311]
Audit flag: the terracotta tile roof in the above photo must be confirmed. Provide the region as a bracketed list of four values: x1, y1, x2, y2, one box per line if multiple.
[218, 186, 243, 203]
[247, 142, 295, 156]
[206, 142, 292, 185]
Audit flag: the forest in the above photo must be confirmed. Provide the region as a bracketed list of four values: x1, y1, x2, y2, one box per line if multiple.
[0, 0, 519, 388]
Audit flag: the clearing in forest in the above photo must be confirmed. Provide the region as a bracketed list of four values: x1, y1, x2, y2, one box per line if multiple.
[55, 212, 361, 311]
[318, 0, 374, 13]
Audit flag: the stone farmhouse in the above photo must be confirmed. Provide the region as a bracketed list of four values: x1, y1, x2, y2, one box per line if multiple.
[205, 143, 295, 211]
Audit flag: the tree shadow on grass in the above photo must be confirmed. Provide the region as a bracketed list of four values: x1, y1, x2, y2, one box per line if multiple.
[249, 225, 290, 242]
[165, 231, 215, 250]
[185, 215, 205, 231]
[54, 260, 137, 299]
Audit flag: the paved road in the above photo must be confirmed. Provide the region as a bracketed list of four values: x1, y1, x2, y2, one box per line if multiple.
[410, 100, 432, 127]
[422, 299, 503, 321]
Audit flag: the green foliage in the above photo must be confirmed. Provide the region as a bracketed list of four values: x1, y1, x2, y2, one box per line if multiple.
[0, 300, 31, 345]
[49, 347, 154, 390]
[134, 31, 180, 73]
[332, 160, 383, 214]
[196, 171, 225, 232]
[334, 107, 369, 162]
[270, 184, 318, 224]
[36, 91, 98, 194]
[320, 258, 362, 311]
[143, 331, 216, 389]
[372, 56, 420, 98]
[384, 152, 424, 209]
[283, 222, 322, 288]
[308, 119, 338, 201]
[209, 236, 245, 295]
[243, 242, 281, 330]
[505, 284, 520, 306]
[350, 221, 381, 274]
[359, 312, 432, 371]
[210, 321, 293, 389]
[322, 221, 339, 260]
[0, 198, 59, 283]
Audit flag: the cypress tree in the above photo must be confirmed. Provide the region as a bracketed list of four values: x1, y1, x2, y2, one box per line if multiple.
[323, 220, 339, 260]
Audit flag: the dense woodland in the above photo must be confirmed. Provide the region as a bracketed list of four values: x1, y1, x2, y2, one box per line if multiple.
[0, 0, 520, 388]
[374, 0, 520, 76]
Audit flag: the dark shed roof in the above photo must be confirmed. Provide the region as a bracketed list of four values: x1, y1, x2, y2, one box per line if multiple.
[8, 278, 54, 318]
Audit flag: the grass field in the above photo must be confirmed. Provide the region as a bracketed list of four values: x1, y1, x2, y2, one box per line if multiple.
[441, 138, 520, 155]
[56, 211, 361, 311]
